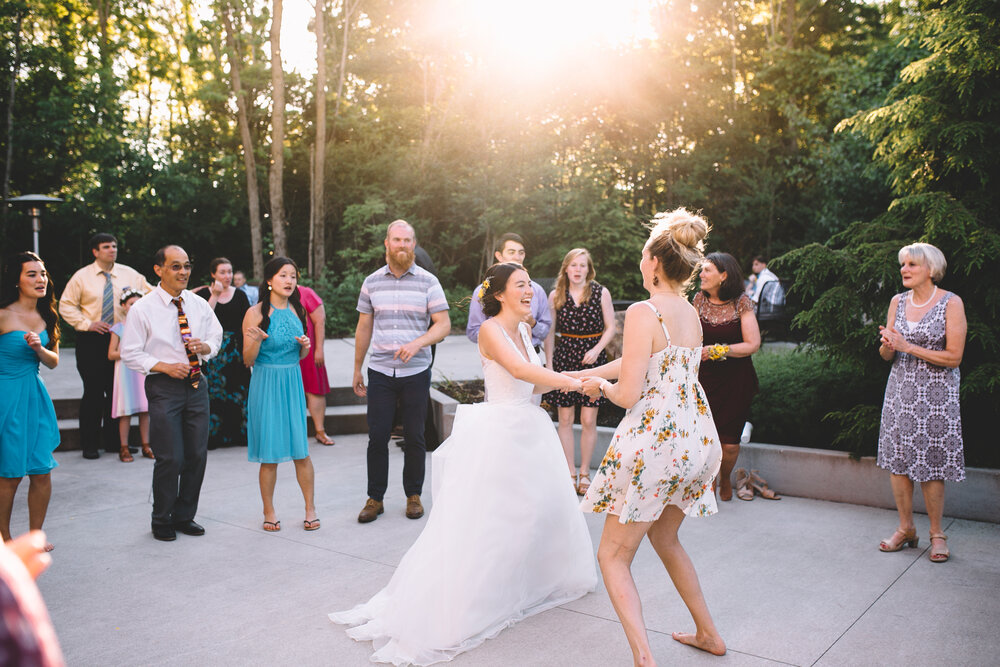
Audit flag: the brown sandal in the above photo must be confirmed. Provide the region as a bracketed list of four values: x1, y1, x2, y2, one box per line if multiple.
[576, 471, 592, 496]
[734, 468, 754, 501]
[118, 446, 134, 463]
[141, 443, 155, 459]
[879, 527, 918, 552]
[315, 431, 335, 446]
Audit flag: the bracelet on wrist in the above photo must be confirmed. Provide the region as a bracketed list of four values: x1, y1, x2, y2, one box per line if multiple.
[599, 381, 609, 399]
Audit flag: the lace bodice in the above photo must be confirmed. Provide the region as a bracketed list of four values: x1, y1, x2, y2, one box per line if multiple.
[257, 306, 304, 366]
[481, 322, 540, 405]
[693, 293, 753, 326]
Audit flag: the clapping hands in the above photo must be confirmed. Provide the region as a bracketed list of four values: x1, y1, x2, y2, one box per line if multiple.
[245, 326, 269, 343]
[879, 325, 909, 353]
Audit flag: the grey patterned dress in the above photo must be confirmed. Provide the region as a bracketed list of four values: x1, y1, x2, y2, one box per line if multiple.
[877, 291, 965, 482]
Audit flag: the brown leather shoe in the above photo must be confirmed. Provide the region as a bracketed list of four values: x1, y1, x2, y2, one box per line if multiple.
[405, 495, 424, 519]
[357, 498, 384, 523]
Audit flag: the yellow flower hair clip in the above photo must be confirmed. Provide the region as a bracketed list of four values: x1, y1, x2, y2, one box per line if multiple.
[477, 277, 491, 300]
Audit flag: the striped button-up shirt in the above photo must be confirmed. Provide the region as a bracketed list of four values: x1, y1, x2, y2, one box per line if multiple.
[358, 264, 448, 377]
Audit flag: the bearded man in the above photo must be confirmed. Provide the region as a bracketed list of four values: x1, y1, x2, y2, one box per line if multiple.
[352, 220, 451, 523]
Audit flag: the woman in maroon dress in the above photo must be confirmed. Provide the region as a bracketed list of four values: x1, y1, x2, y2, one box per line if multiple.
[297, 285, 333, 445]
[693, 252, 760, 501]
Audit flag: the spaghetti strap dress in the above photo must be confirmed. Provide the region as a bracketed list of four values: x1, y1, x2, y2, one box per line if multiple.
[330, 322, 596, 665]
[581, 302, 721, 522]
[0, 331, 59, 477]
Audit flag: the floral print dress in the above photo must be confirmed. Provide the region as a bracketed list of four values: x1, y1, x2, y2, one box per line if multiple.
[581, 302, 722, 522]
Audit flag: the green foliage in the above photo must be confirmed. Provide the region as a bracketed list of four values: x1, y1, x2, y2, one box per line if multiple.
[749, 347, 887, 455]
[778, 0, 999, 466]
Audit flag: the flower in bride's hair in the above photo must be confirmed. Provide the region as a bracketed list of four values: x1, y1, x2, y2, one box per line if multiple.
[477, 277, 491, 301]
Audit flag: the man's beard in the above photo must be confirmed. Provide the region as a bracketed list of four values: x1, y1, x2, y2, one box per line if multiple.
[388, 248, 415, 270]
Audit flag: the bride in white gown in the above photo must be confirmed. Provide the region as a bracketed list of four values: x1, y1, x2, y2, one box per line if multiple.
[330, 262, 597, 666]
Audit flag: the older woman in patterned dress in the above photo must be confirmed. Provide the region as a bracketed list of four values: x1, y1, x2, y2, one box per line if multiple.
[877, 243, 967, 563]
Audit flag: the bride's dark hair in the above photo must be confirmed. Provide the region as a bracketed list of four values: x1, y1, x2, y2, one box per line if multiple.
[479, 262, 525, 317]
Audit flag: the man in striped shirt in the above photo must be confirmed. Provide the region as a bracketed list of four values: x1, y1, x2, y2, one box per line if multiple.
[353, 220, 451, 523]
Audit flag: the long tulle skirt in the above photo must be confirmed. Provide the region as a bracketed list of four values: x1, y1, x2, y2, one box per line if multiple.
[330, 401, 597, 666]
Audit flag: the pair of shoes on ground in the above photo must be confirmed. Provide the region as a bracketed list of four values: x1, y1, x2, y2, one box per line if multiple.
[733, 469, 781, 501]
[152, 520, 205, 542]
[879, 527, 950, 562]
[119, 443, 155, 462]
[357, 495, 424, 523]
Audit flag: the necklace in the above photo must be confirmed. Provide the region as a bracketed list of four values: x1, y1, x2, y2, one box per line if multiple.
[910, 285, 937, 308]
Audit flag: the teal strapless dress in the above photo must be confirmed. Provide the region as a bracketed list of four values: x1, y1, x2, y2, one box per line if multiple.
[0, 331, 59, 477]
[247, 307, 309, 463]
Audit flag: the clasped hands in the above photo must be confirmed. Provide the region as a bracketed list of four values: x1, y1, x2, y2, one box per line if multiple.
[879, 325, 911, 354]
[245, 327, 310, 350]
[561, 369, 607, 399]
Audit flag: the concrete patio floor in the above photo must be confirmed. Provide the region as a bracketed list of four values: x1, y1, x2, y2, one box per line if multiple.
[25, 334, 1000, 665]
[15, 437, 998, 667]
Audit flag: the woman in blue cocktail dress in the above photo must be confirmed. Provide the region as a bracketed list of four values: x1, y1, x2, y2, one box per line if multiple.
[243, 257, 317, 533]
[0, 252, 61, 549]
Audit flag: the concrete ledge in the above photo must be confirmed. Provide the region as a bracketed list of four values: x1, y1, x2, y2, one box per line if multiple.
[432, 404, 998, 523]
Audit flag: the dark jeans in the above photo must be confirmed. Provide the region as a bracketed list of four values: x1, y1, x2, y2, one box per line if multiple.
[366, 368, 430, 502]
[75, 331, 117, 453]
[145, 374, 209, 527]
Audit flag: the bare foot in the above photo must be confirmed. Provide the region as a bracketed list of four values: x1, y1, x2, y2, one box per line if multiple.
[672, 631, 726, 656]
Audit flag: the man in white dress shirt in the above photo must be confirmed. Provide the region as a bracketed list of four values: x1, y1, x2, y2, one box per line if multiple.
[750, 255, 779, 304]
[121, 246, 223, 542]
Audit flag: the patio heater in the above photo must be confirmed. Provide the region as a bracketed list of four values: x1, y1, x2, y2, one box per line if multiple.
[6, 194, 63, 255]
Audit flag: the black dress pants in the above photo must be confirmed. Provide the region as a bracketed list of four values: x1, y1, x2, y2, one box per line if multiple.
[145, 374, 209, 527]
[75, 331, 118, 454]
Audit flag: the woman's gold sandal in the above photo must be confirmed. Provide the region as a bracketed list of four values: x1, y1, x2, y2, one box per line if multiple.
[929, 533, 949, 562]
[734, 468, 754, 501]
[879, 527, 918, 552]
[576, 472, 592, 496]
[749, 470, 780, 500]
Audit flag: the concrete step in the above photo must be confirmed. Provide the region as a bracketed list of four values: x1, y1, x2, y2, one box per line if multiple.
[55, 388, 369, 451]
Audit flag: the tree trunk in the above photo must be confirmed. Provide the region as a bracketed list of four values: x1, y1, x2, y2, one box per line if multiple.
[309, 0, 327, 275]
[334, 0, 358, 123]
[269, 0, 287, 257]
[2, 10, 24, 215]
[222, 5, 265, 279]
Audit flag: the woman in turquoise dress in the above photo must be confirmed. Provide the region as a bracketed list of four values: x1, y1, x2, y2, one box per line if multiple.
[0, 252, 61, 550]
[242, 257, 318, 533]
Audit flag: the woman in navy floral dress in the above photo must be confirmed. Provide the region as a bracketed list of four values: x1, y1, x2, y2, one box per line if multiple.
[543, 248, 615, 496]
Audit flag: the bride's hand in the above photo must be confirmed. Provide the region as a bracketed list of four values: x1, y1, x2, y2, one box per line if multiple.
[580, 377, 604, 400]
[562, 370, 582, 379]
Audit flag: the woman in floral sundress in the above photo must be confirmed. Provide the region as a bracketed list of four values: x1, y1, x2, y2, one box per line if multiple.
[574, 208, 725, 661]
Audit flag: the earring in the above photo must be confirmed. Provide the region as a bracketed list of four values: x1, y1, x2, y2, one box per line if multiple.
[653, 275, 659, 286]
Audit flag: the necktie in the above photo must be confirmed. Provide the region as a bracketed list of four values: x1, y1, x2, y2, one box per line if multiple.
[171, 297, 202, 388]
[101, 272, 114, 324]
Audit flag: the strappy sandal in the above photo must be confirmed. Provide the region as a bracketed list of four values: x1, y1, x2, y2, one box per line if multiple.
[118, 446, 134, 463]
[303, 518, 321, 531]
[141, 443, 155, 459]
[749, 470, 780, 500]
[734, 468, 754, 501]
[262, 520, 281, 532]
[315, 431, 335, 446]
[929, 533, 949, 562]
[879, 527, 918, 552]
[576, 471, 592, 496]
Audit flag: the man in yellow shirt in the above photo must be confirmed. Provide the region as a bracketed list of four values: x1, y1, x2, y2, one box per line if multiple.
[58, 234, 152, 459]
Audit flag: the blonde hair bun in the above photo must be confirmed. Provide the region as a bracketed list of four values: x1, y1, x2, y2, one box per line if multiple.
[645, 208, 711, 287]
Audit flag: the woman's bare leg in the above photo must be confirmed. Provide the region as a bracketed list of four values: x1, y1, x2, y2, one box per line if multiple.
[597, 515, 658, 666]
[293, 456, 317, 523]
[647, 506, 725, 655]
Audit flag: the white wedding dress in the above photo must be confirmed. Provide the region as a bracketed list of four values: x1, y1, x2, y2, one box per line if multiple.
[330, 322, 597, 666]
